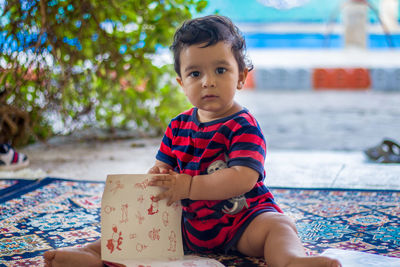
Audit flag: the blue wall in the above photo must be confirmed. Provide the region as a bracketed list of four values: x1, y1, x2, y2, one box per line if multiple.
[199, 0, 387, 23]
[244, 33, 400, 49]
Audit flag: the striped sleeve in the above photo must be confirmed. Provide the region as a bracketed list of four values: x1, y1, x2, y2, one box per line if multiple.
[156, 122, 177, 168]
[227, 117, 266, 177]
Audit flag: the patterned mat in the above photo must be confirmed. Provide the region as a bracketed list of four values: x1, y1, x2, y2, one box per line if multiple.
[0, 178, 399, 266]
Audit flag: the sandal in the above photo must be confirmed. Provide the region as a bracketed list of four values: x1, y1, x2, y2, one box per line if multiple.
[0, 143, 30, 171]
[364, 139, 400, 163]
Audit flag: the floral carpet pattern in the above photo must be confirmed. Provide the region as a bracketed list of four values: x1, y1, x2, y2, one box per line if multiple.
[0, 178, 399, 266]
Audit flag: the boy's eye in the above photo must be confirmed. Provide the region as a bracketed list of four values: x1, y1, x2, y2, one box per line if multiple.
[189, 71, 200, 77]
[216, 67, 226, 74]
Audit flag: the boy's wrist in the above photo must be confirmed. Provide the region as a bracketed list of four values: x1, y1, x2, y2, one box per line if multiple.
[181, 174, 193, 200]
[187, 175, 193, 199]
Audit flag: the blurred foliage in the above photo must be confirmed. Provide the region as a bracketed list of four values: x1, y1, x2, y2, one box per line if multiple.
[0, 0, 207, 146]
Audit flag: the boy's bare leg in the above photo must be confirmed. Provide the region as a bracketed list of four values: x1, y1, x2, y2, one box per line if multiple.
[43, 239, 103, 267]
[236, 213, 341, 267]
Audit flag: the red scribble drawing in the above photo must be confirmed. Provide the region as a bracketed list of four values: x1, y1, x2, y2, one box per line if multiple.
[147, 196, 159, 215]
[137, 195, 144, 203]
[162, 211, 169, 227]
[136, 243, 148, 253]
[136, 211, 144, 224]
[134, 178, 149, 190]
[109, 180, 124, 194]
[104, 205, 115, 214]
[120, 204, 128, 223]
[148, 227, 161, 241]
[106, 225, 123, 253]
[168, 230, 177, 252]
[129, 233, 137, 239]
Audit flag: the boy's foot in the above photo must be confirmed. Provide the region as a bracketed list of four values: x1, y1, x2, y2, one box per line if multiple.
[286, 255, 341, 267]
[0, 143, 29, 171]
[43, 246, 103, 267]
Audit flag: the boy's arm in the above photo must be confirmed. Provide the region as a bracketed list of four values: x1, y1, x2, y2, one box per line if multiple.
[190, 166, 259, 200]
[149, 166, 259, 205]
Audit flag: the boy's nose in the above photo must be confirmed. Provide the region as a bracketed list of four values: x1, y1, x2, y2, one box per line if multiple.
[202, 75, 216, 88]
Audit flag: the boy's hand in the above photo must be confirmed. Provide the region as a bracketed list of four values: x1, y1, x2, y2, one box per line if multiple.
[148, 165, 172, 174]
[148, 170, 192, 206]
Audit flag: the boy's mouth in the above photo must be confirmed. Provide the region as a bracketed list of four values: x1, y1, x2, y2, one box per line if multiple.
[202, 94, 218, 99]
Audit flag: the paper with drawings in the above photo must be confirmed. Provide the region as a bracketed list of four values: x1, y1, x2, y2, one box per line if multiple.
[101, 174, 224, 267]
[103, 255, 224, 267]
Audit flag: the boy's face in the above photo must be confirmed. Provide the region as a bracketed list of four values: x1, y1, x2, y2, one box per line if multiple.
[176, 41, 247, 122]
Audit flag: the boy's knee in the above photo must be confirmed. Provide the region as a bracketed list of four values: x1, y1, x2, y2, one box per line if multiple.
[265, 213, 298, 233]
[236, 212, 299, 257]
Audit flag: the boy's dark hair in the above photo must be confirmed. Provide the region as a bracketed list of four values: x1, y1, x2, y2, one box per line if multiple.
[170, 15, 253, 77]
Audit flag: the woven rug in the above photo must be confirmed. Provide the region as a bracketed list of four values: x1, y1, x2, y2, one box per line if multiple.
[0, 178, 399, 266]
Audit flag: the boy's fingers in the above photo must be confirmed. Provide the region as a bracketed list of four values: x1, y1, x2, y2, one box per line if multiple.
[167, 194, 176, 206]
[149, 180, 171, 188]
[149, 175, 167, 185]
[161, 168, 170, 174]
[155, 191, 175, 204]
[148, 166, 160, 174]
[149, 175, 176, 188]
[154, 192, 166, 201]
[151, 175, 169, 181]
[169, 169, 178, 175]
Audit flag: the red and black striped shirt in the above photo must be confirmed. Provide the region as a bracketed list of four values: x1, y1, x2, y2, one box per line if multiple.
[156, 107, 281, 253]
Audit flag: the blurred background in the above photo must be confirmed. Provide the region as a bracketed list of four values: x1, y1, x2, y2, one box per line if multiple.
[200, 0, 400, 49]
[197, 0, 400, 150]
[1, 0, 400, 151]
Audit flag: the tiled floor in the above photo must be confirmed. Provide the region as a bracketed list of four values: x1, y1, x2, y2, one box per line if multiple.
[1, 137, 397, 190]
[267, 150, 400, 190]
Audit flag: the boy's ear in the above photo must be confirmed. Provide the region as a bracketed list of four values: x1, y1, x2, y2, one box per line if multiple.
[237, 68, 249, 90]
[176, 76, 183, 87]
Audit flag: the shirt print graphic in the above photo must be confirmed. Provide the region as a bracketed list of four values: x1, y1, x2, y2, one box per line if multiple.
[206, 156, 249, 215]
